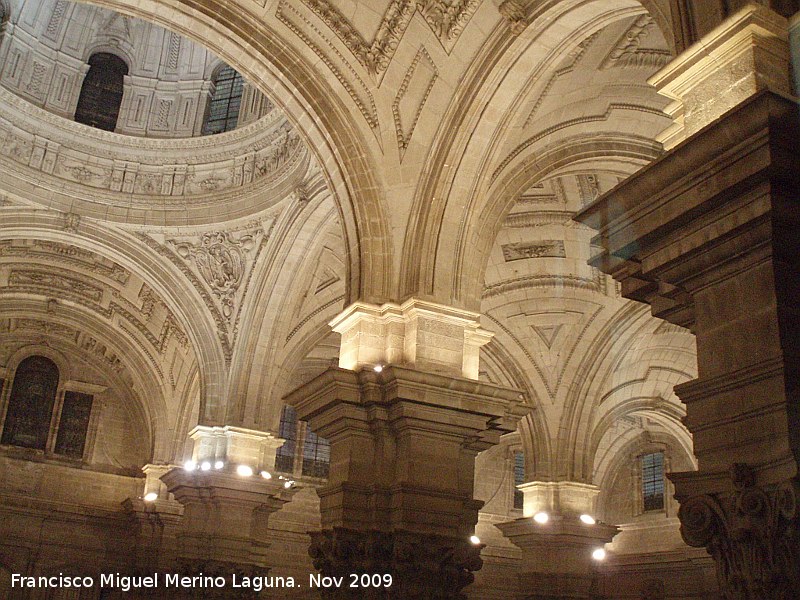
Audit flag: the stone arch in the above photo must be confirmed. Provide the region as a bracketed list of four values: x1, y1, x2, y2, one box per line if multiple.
[73, 0, 392, 305]
[227, 185, 346, 429]
[0, 300, 165, 461]
[0, 209, 223, 426]
[481, 337, 553, 480]
[559, 307, 696, 482]
[399, 0, 672, 310]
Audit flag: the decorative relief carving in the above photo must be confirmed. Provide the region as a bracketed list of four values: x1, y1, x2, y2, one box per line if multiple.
[600, 15, 671, 70]
[167, 32, 182, 70]
[678, 464, 800, 598]
[416, 0, 481, 48]
[277, 2, 379, 128]
[170, 232, 255, 319]
[62, 212, 81, 233]
[292, 0, 474, 79]
[27, 62, 48, 96]
[499, 0, 527, 35]
[501, 240, 565, 262]
[577, 174, 601, 206]
[393, 47, 438, 156]
[45, 1, 69, 38]
[309, 528, 482, 599]
[0, 240, 130, 285]
[9, 270, 104, 302]
[0, 86, 306, 199]
[137, 233, 232, 361]
[298, 0, 415, 77]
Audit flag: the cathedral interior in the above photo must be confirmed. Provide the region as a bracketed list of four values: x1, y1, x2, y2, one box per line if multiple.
[0, 0, 798, 598]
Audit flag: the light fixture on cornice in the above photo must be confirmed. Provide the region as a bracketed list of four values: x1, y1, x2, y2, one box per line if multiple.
[236, 465, 254, 477]
[183, 460, 197, 471]
[143, 492, 158, 502]
[580, 514, 596, 525]
[533, 512, 549, 524]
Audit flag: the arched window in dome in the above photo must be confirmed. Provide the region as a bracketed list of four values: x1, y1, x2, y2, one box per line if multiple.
[202, 65, 243, 135]
[1, 356, 60, 450]
[74, 52, 128, 131]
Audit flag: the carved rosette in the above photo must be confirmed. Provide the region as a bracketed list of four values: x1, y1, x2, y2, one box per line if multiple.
[678, 464, 800, 599]
[309, 528, 482, 599]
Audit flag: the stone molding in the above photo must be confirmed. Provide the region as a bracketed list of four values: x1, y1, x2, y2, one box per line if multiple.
[285, 365, 526, 534]
[0, 83, 306, 208]
[188, 425, 284, 473]
[649, 3, 792, 149]
[330, 299, 493, 379]
[161, 466, 295, 566]
[517, 481, 600, 518]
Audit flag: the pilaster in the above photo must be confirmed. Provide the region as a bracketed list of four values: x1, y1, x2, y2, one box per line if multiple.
[159, 428, 295, 572]
[331, 299, 493, 380]
[575, 15, 800, 593]
[649, 4, 792, 150]
[497, 481, 617, 599]
[284, 363, 527, 598]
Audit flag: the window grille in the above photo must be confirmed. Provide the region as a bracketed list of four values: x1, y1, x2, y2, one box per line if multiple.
[513, 450, 525, 509]
[642, 451, 665, 511]
[202, 65, 243, 134]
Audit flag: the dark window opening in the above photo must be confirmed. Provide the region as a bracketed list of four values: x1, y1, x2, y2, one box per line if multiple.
[54, 391, 93, 458]
[513, 450, 525, 510]
[75, 52, 128, 131]
[275, 405, 297, 474]
[642, 452, 665, 512]
[202, 65, 243, 135]
[302, 428, 330, 478]
[1, 356, 59, 450]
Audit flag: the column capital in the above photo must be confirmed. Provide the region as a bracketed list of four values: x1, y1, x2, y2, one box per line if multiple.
[517, 481, 600, 518]
[161, 466, 296, 566]
[650, 3, 792, 149]
[330, 298, 493, 379]
[188, 424, 283, 473]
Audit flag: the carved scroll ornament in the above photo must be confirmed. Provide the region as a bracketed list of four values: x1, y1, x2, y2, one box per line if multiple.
[678, 464, 800, 599]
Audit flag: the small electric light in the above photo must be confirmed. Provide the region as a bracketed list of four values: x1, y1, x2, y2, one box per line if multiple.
[283, 480, 294, 489]
[214, 461, 224, 470]
[533, 512, 549, 524]
[200, 461, 211, 471]
[373, 364, 384, 373]
[469, 535, 481, 545]
[184, 460, 196, 471]
[592, 548, 606, 561]
[580, 514, 596, 525]
[236, 465, 254, 477]
[143, 492, 158, 502]
[260, 471, 272, 480]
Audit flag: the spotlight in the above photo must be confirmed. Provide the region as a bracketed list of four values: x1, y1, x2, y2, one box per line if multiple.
[183, 460, 196, 471]
[236, 465, 254, 477]
[283, 480, 294, 489]
[373, 364, 384, 373]
[260, 471, 272, 480]
[200, 461, 211, 471]
[143, 492, 158, 502]
[533, 512, 549, 524]
[592, 548, 606, 561]
[580, 514, 596, 525]
[214, 461, 224, 470]
[469, 535, 481, 545]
